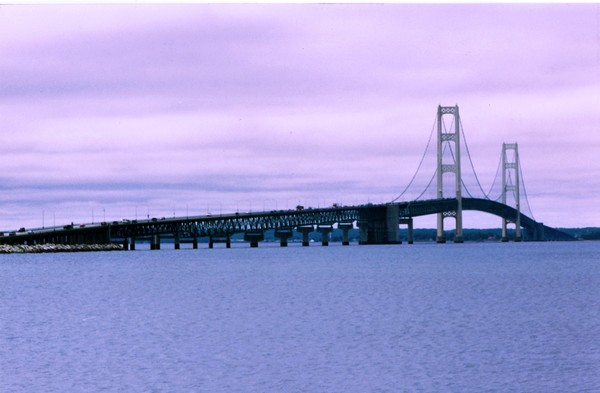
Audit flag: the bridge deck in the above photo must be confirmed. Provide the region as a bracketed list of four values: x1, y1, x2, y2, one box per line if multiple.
[0, 198, 574, 247]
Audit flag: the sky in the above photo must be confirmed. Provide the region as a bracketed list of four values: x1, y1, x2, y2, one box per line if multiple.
[0, 4, 599, 230]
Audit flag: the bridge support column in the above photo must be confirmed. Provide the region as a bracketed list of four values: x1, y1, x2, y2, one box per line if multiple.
[386, 205, 400, 244]
[436, 105, 463, 244]
[501, 143, 522, 243]
[122, 239, 129, 251]
[338, 222, 353, 245]
[502, 225, 523, 242]
[502, 222, 522, 242]
[357, 205, 401, 245]
[150, 235, 161, 250]
[317, 225, 333, 246]
[436, 213, 446, 243]
[274, 229, 293, 247]
[358, 220, 369, 244]
[244, 230, 264, 248]
[515, 222, 522, 242]
[536, 223, 545, 242]
[400, 218, 414, 244]
[297, 225, 314, 246]
[174, 234, 180, 250]
[454, 213, 464, 243]
[130, 236, 136, 250]
[193, 237, 198, 249]
[209, 235, 231, 248]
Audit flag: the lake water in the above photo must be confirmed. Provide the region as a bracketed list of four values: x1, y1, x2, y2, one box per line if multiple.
[1, 241, 599, 392]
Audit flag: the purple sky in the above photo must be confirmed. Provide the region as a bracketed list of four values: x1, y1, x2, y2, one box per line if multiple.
[0, 4, 599, 230]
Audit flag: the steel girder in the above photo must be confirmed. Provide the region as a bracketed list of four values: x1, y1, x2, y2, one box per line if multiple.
[109, 208, 360, 239]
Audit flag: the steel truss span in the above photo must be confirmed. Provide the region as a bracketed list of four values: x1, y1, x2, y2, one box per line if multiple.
[110, 207, 360, 239]
[0, 198, 573, 246]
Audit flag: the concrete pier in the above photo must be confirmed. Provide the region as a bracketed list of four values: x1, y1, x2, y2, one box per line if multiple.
[274, 228, 294, 247]
[297, 225, 314, 246]
[193, 237, 198, 249]
[502, 227, 523, 242]
[130, 236, 136, 250]
[386, 205, 400, 244]
[150, 235, 161, 250]
[338, 222, 353, 245]
[400, 218, 414, 244]
[209, 235, 231, 248]
[174, 234, 180, 250]
[244, 230, 264, 248]
[436, 213, 447, 243]
[317, 224, 333, 246]
[357, 205, 400, 245]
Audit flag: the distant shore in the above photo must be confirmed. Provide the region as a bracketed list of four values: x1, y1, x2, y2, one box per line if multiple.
[0, 243, 123, 254]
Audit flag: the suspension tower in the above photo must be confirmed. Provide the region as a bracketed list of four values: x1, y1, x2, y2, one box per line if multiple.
[501, 142, 522, 242]
[436, 105, 463, 243]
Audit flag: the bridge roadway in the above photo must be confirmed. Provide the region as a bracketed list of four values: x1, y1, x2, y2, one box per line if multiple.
[0, 198, 574, 249]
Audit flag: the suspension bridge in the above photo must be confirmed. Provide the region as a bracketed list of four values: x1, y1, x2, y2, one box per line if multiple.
[0, 105, 574, 249]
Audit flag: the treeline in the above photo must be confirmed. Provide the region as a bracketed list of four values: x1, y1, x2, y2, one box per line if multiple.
[232, 228, 544, 243]
[143, 227, 599, 244]
[257, 227, 600, 242]
[558, 227, 600, 240]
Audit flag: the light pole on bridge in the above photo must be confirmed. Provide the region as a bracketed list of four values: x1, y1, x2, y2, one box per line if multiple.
[263, 199, 278, 211]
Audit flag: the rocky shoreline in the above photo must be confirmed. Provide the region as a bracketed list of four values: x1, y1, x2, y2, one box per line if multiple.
[0, 243, 124, 254]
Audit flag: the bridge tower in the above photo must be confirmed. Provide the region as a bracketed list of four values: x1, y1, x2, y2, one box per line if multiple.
[436, 105, 463, 243]
[501, 142, 521, 242]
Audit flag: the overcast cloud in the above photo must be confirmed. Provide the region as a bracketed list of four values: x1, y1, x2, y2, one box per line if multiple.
[0, 4, 598, 230]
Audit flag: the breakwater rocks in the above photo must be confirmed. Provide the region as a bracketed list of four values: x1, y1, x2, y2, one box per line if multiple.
[0, 243, 123, 254]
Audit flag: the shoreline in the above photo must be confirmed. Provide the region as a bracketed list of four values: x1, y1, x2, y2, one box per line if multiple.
[0, 243, 123, 254]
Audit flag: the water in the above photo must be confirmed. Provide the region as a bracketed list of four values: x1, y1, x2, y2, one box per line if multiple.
[1, 242, 599, 392]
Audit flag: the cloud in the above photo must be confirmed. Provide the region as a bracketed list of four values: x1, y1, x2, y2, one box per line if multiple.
[0, 4, 598, 230]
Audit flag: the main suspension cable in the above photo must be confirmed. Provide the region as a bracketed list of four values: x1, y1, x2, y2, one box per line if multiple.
[486, 149, 503, 200]
[415, 169, 438, 201]
[459, 118, 488, 198]
[413, 140, 450, 201]
[519, 160, 536, 220]
[443, 134, 475, 198]
[391, 115, 437, 202]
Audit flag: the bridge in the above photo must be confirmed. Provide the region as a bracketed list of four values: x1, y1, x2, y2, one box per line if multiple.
[0, 105, 575, 248]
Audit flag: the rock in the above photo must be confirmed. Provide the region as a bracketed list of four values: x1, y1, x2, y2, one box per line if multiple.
[0, 243, 123, 254]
